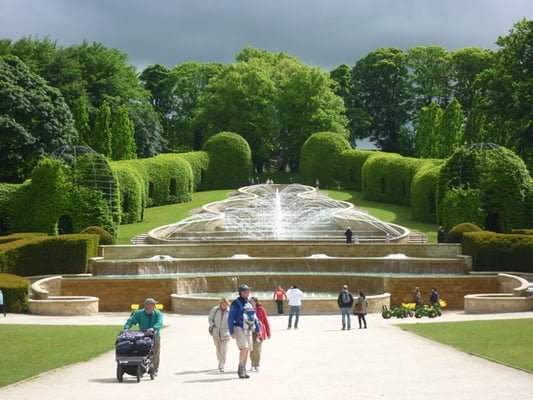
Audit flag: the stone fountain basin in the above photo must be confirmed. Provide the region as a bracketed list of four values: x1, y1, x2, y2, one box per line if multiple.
[29, 296, 99, 316]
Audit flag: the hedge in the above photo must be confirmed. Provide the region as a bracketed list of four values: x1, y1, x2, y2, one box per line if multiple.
[445, 222, 482, 243]
[410, 164, 442, 223]
[0, 183, 19, 235]
[300, 132, 352, 188]
[439, 188, 484, 232]
[362, 154, 438, 206]
[0, 234, 99, 276]
[331, 149, 377, 190]
[81, 226, 115, 245]
[177, 151, 209, 190]
[511, 229, 533, 235]
[525, 178, 533, 228]
[110, 163, 145, 224]
[0, 273, 29, 313]
[203, 132, 252, 189]
[463, 231, 533, 272]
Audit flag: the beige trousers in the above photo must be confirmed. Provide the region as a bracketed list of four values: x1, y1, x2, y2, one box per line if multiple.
[250, 332, 263, 367]
[213, 338, 229, 368]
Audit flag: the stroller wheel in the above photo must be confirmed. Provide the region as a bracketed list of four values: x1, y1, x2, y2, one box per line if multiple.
[116, 364, 123, 383]
[136, 365, 142, 383]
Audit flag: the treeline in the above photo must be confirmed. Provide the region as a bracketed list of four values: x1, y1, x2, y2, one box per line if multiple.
[0, 19, 530, 183]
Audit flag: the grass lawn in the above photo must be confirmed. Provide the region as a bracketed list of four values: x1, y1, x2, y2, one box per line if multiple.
[0, 325, 121, 387]
[398, 319, 533, 372]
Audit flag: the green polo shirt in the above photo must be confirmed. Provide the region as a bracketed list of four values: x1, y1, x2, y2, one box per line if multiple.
[124, 309, 163, 338]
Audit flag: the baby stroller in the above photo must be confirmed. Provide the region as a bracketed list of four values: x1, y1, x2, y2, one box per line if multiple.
[115, 331, 155, 383]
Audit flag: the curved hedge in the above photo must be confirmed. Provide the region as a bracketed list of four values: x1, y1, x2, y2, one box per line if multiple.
[410, 164, 442, 223]
[300, 132, 351, 187]
[81, 226, 115, 245]
[178, 151, 209, 190]
[438, 146, 531, 233]
[0, 273, 29, 313]
[333, 149, 377, 190]
[203, 132, 252, 189]
[445, 222, 482, 243]
[110, 163, 145, 223]
[362, 154, 438, 206]
[463, 231, 533, 272]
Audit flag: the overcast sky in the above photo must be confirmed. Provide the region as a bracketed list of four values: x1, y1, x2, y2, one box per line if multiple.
[1, 0, 532, 71]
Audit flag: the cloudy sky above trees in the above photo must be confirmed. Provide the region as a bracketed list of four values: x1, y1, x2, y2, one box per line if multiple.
[1, 0, 531, 70]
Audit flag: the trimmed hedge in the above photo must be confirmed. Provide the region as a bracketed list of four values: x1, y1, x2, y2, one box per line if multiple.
[410, 164, 442, 223]
[439, 188, 484, 232]
[445, 222, 482, 243]
[203, 132, 252, 189]
[81, 226, 115, 245]
[333, 149, 377, 190]
[300, 132, 351, 187]
[511, 229, 533, 235]
[0, 273, 29, 313]
[0, 234, 99, 276]
[525, 178, 533, 228]
[362, 154, 438, 206]
[463, 231, 533, 272]
[0, 183, 19, 235]
[177, 151, 209, 190]
[110, 163, 145, 224]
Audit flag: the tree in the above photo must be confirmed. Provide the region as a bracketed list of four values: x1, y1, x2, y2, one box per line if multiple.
[111, 105, 136, 160]
[436, 98, 464, 158]
[127, 101, 166, 158]
[91, 101, 112, 156]
[0, 55, 77, 182]
[351, 48, 411, 152]
[415, 102, 442, 157]
[72, 95, 91, 145]
[463, 95, 487, 144]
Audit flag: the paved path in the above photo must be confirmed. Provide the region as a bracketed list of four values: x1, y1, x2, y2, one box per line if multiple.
[1, 312, 532, 399]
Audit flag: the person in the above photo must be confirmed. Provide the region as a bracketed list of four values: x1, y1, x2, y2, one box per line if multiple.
[249, 297, 271, 372]
[0, 289, 6, 317]
[272, 285, 288, 314]
[289, 177, 293, 184]
[286, 285, 304, 329]
[315, 179, 320, 190]
[208, 298, 231, 372]
[228, 284, 254, 379]
[385, 233, 391, 243]
[429, 288, 442, 316]
[337, 285, 354, 330]
[344, 227, 353, 244]
[437, 226, 445, 243]
[123, 298, 163, 375]
[353, 234, 359, 244]
[413, 287, 423, 307]
[353, 291, 368, 329]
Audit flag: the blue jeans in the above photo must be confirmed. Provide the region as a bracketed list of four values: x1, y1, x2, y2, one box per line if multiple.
[288, 306, 300, 328]
[341, 307, 351, 329]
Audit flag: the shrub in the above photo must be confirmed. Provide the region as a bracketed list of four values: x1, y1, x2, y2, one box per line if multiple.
[333, 149, 376, 190]
[68, 187, 116, 237]
[0, 183, 20, 235]
[81, 226, 115, 245]
[410, 164, 442, 223]
[511, 229, 533, 235]
[178, 151, 209, 190]
[300, 132, 351, 187]
[362, 154, 437, 206]
[445, 222, 482, 243]
[0, 273, 29, 313]
[0, 234, 99, 276]
[110, 163, 145, 224]
[525, 178, 533, 228]
[203, 132, 252, 189]
[463, 231, 533, 272]
[439, 188, 485, 232]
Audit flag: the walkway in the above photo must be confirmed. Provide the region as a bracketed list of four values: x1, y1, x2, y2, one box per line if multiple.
[1, 312, 532, 399]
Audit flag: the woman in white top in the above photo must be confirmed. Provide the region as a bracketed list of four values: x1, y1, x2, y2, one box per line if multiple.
[286, 285, 304, 329]
[208, 298, 231, 372]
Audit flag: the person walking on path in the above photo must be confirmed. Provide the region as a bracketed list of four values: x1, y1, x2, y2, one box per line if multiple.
[228, 284, 254, 379]
[123, 298, 163, 375]
[272, 285, 288, 314]
[413, 287, 423, 307]
[208, 298, 231, 372]
[337, 285, 354, 330]
[429, 288, 442, 316]
[249, 297, 271, 372]
[0, 289, 6, 317]
[344, 227, 353, 243]
[353, 291, 368, 329]
[286, 285, 304, 329]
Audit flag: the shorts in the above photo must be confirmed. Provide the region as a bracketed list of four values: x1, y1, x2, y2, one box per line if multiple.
[234, 327, 252, 350]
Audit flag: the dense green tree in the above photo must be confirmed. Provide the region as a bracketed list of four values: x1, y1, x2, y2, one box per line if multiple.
[91, 101, 112, 156]
[415, 102, 442, 157]
[127, 101, 166, 157]
[111, 105, 136, 160]
[463, 95, 487, 144]
[436, 98, 464, 158]
[0, 55, 77, 182]
[72, 95, 91, 145]
[351, 48, 411, 152]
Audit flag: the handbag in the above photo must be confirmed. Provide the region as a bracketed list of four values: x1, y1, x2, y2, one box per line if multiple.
[208, 325, 214, 335]
[354, 302, 363, 314]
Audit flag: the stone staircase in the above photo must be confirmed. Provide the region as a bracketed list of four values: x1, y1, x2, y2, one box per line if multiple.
[131, 233, 150, 245]
[407, 232, 428, 244]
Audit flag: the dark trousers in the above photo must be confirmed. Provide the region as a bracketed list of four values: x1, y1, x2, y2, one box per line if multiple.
[0, 304, 5, 316]
[276, 300, 284, 314]
[357, 313, 367, 328]
[288, 306, 300, 328]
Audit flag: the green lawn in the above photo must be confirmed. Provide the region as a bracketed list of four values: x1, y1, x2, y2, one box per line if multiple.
[117, 187, 437, 244]
[398, 319, 533, 372]
[0, 325, 120, 387]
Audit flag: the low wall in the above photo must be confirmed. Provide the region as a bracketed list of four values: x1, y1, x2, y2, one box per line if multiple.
[31, 276, 63, 299]
[28, 296, 99, 316]
[464, 294, 533, 314]
[171, 293, 391, 315]
[99, 243, 463, 260]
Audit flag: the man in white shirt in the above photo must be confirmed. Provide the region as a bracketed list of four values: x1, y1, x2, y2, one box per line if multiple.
[286, 285, 303, 329]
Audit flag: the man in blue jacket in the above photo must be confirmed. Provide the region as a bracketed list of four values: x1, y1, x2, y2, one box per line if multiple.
[228, 284, 253, 379]
[124, 298, 163, 375]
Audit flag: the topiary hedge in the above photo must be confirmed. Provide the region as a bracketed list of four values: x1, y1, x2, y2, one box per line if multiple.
[81, 226, 115, 245]
[410, 164, 443, 223]
[110, 163, 145, 224]
[300, 132, 352, 188]
[362, 154, 438, 206]
[0, 273, 29, 313]
[445, 222, 482, 243]
[439, 188, 484, 232]
[333, 149, 377, 190]
[177, 151, 209, 190]
[203, 132, 252, 189]
[463, 231, 533, 272]
[0, 234, 99, 276]
[0, 183, 19, 235]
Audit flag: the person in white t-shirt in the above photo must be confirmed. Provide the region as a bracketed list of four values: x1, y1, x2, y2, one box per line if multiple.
[286, 285, 303, 329]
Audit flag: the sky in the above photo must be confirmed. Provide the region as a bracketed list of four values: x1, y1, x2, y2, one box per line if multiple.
[0, 0, 532, 71]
